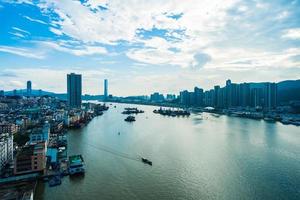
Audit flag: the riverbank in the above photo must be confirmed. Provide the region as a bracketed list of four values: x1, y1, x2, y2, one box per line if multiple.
[105, 100, 300, 126]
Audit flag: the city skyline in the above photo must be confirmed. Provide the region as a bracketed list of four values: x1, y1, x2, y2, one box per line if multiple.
[1, 1, 300, 199]
[2, 76, 297, 98]
[1, 1, 300, 96]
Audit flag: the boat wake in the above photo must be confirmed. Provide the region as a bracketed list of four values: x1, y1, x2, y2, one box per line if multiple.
[82, 141, 141, 162]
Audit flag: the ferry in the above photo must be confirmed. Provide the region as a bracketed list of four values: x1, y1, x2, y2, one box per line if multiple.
[68, 155, 85, 175]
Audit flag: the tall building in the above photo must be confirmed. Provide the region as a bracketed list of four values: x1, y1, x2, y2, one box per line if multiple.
[204, 90, 214, 106]
[67, 73, 82, 108]
[263, 82, 277, 110]
[180, 90, 189, 106]
[0, 133, 13, 172]
[104, 79, 108, 100]
[194, 87, 204, 107]
[239, 83, 250, 107]
[27, 80, 32, 96]
[150, 92, 164, 102]
[250, 88, 263, 108]
[0, 123, 16, 172]
[214, 85, 220, 108]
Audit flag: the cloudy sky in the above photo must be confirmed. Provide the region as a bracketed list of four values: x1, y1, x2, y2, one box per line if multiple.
[0, 0, 300, 96]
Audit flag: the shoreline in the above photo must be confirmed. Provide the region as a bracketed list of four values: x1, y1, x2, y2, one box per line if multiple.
[104, 100, 300, 126]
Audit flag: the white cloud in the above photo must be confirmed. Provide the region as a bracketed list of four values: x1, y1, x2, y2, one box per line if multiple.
[39, 41, 107, 56]
[0, 46, 45, 59]
[282, 28, 300, 40]
[12, 27, 30, 34]
[3, 0, 300, 93]
[276, 11, 289, 20]
[36, 0, 237, 45]
[9, 32, 25, 38]
[203, 47, 300, 70]
[49, 27, 63, 35]
[24, 16, 47, 25]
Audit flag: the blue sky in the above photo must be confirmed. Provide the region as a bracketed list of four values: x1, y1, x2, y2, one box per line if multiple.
[0, 0, 300, 96]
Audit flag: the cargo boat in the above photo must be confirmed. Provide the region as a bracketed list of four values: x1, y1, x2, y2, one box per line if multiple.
[68, 155, 85, 175]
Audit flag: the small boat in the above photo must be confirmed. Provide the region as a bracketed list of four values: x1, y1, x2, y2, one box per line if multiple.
[141, 157, 152, 166]
[124, 116, 135, 122]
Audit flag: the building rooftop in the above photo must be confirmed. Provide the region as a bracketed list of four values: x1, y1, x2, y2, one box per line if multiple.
[69, 155, 83, 165]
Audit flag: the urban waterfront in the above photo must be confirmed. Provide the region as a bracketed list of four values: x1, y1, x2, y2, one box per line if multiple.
[35, 103, 300, 200]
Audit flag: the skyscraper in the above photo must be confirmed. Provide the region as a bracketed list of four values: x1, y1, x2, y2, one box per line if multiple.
[27, 80, 32, 96]
[104, 79, 108, 100]
[263, 82, 277, 110]
[67, 73, 82, 108]
[214, 85, 220, 108]
[194, 87, 204, 107]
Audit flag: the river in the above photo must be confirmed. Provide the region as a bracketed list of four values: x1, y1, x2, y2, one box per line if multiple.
[35, 103, 300, 200]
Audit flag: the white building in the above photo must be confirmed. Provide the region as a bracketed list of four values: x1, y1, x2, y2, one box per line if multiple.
[0, 133, 13, 172]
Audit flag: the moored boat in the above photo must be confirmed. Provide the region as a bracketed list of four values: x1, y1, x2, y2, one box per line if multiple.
[124, 116, 136, 122]
[68, 155, 85, 175]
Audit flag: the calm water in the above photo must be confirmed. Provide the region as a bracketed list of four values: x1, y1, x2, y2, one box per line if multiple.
[36, 103, 300, 200]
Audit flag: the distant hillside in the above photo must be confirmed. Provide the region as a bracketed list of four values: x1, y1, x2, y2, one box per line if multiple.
[277, 80, 300, 104]
[4, 89, 103, 101]
[4, 89, 55, 96]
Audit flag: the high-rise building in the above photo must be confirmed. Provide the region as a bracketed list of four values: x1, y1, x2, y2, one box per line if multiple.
[239, 83, 250, 107]
[217, 88, 226, 108]
[194, 87, 204, 107]
[67, 73, 82, 108]
[250, 88, 263, 108]
[180, 90, 189, 106]
[104, 79, 108, 100]
[27, 81, 32, 96]
[166, 94, 176, 101]
[0, 133, 13, 172]
[150, 92, 164, 102]
[0, 123, 15, 172]
[263, 82, 277, 110]
[213, 85, 220, 108]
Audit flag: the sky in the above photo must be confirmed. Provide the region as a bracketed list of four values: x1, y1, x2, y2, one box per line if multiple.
[0, 0, 300, 96]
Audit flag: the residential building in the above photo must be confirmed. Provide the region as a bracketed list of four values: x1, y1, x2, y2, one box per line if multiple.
[194, 87, 204, 107]
[14, 142, 47, 175]
[0, 133, 13, 172]
[150, 92, 164, 102]
[264, 82, 277, 110]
